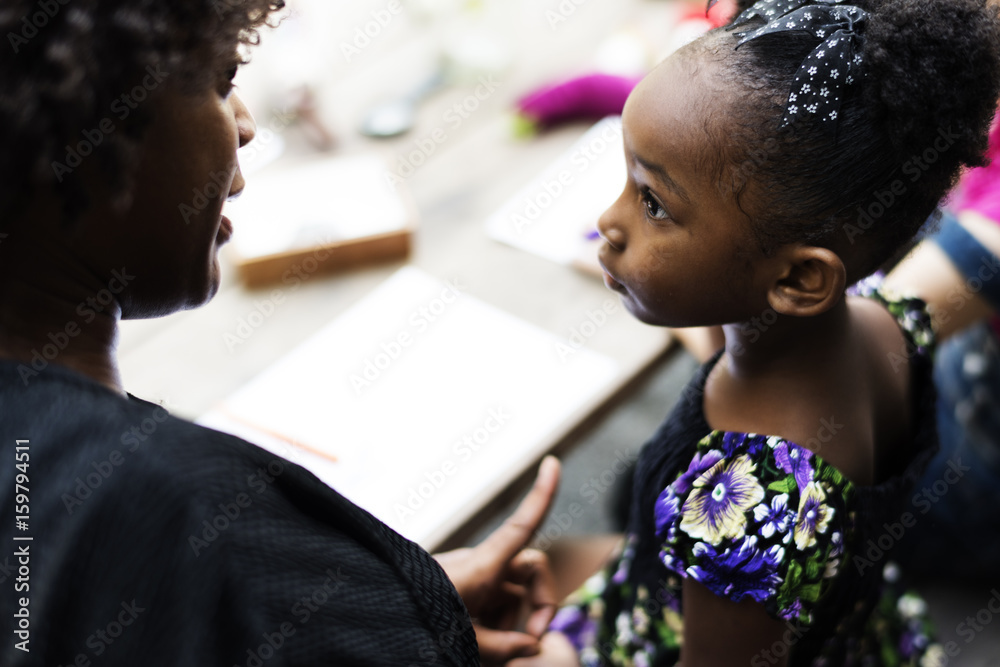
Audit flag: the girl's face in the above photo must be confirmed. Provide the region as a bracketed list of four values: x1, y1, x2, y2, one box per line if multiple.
[597, 54, 773, 328]
[72, 63, 255, 318]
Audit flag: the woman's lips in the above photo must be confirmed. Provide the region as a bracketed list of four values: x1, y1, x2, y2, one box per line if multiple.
[217, 214, 233, 243]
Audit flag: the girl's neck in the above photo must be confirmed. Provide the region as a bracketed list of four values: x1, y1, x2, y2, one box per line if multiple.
[721, 294, 849, 379]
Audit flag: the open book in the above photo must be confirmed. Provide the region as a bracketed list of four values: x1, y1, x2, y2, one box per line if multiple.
[199, 267, 622, 548]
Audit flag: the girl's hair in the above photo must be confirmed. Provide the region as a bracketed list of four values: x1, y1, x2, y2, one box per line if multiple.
[0, 0, 284, 224]
[700, 0, 1000, 279]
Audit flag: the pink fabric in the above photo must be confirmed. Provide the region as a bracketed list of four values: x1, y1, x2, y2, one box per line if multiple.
[701, 0, 739, 27]
[516, 73, 641, 130]
[946, 109, 1000, 333]
[949, 111, 1000, 226]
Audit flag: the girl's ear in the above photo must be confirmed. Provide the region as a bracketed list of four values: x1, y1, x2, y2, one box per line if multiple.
[767, 245, 846, 317]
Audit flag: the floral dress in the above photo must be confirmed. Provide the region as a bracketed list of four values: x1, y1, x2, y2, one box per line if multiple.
[551, 282, 945, 666]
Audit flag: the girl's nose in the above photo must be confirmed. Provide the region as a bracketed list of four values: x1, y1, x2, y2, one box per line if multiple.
[597, 203, 626, 251]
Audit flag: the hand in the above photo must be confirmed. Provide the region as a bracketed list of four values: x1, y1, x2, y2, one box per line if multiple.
[434, 456, 561, 665]
[505, 631, 579, 667]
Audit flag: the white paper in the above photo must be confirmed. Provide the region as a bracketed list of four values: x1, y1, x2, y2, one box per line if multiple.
[486, 116, 626, 264]
[199, 267, 621, 547]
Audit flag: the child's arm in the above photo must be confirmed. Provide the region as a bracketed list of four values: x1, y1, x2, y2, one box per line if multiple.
[547, 534, 624, 601]
[884, 210, 1000, 339]
[682, 579, 790, 667]
[505, 631, 580, 667]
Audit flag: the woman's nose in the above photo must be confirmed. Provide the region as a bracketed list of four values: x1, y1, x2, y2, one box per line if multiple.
[232, 93, 257, 148]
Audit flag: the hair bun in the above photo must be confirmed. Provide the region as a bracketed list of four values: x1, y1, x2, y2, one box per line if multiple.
[862, 0, 1000, 168]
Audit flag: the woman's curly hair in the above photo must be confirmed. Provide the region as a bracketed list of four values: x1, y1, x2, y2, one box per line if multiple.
[0, 0, 284, 224]
[700, 0, 1000, 279]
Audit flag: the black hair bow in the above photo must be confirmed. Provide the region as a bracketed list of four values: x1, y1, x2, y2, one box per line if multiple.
[727, 0, 868, 133]
[726, 0, 851, 28]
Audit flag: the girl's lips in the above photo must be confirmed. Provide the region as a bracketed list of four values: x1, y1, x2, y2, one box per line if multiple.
[598, 260, 626, 293]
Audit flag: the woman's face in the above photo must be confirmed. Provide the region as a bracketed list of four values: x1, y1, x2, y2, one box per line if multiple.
[596, 53, 773, 328]
[73, 65, 256, 319]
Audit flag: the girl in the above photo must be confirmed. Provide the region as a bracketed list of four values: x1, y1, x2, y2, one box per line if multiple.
[511, 0, 1000, 664]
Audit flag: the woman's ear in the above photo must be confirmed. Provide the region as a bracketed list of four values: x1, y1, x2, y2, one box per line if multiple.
[767, 245, 846, 317]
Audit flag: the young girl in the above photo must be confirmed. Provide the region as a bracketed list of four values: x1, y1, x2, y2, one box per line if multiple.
[511, 0, 1000, 665]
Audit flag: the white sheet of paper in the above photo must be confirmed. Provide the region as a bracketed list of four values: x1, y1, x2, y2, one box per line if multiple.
[485, 116, 626, 264]
[224, 154, 410, 260]
[198, 267, 621, 547]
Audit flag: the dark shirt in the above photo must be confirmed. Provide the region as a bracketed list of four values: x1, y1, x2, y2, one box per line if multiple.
[0, 361, 478, 666]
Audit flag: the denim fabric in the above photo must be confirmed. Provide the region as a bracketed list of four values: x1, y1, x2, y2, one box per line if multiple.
[932, 211, 1000, 311]
[898, 322, 1000, 581]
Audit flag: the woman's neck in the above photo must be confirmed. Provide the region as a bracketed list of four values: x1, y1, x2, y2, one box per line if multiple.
[0, 247, 125, 396]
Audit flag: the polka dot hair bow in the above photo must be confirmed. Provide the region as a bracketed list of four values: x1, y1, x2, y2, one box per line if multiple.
[723, 0, 849, 26]
[729, 1, 868, 133]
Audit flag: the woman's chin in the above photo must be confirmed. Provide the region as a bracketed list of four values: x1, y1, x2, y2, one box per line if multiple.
[192, 259, 223, 308]
[120, 262, 221, 320]
[176, 256, 222, 312]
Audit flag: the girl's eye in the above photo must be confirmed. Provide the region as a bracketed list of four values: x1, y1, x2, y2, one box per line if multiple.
[641, 189, 670, 221]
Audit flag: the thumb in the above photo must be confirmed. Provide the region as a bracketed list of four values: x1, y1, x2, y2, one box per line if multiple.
[475, 628, 541, 665]
[478, 456, 560, 565]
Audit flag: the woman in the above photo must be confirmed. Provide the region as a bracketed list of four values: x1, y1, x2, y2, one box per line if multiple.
[0, 1, 556, 664]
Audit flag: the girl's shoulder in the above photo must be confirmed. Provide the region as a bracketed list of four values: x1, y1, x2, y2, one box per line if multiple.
[846, 273, 936, 364]
[655, 429, 853, 625]
[845, 275, 938, 481]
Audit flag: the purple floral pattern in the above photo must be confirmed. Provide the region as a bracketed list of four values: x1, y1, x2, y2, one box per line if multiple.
[772, 437, 815, 491]
[793, 481, 835, 550]
[721, 431, 768, 458]
[653, 487, 681, 543]
[673, 448, 724, 494]
[678, 454, 765, 546]
[753, 493, 794, 540]
[550, 605, 598, 653]
[659, 430, 853, 624]
[687, 536, 786, 604]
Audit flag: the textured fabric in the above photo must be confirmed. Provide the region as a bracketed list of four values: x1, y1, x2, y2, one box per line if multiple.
[731, 0, 867, 131]
[949, 111, 1000, 225]
[943, 109, 1000, 338]
[0, 361, 478, 666]
[657, 431, 854, 626]
[550, 285, 943, 666]
[932, 211, 1000, 312]
[896, 320, 1000, 580]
